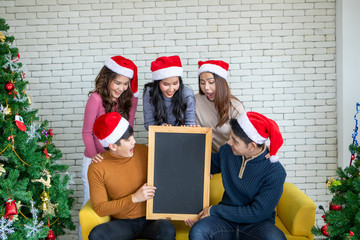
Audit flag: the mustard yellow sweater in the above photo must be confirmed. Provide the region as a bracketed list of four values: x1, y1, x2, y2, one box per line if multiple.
[88, 144, 148, 219]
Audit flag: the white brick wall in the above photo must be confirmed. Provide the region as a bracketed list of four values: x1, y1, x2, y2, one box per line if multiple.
[2, 0, 336, 238]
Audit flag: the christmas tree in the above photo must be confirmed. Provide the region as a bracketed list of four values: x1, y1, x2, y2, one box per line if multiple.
[312, 103, 360, 240]
[0, 18, 74, 239]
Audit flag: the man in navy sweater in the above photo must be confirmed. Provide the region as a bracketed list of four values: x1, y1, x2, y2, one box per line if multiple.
[187, 112, 287, 240]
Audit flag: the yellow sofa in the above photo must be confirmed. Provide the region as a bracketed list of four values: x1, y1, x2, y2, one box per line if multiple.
[79, 174, 316, 240]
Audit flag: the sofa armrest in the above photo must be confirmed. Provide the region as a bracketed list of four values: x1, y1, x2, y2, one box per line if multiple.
[277, 182, 316, 238]
[79, 200, 111, 240]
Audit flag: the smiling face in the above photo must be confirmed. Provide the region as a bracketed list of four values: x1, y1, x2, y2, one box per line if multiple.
[109, 75, 130, 101]
[159, 76, 180, 98]
[109, 135, 136, 158]
[227, 130, 254, 158]
[199, 72, 216, 101]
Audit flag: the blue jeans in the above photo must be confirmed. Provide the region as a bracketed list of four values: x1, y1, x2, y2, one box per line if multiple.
[189, 216, 286, 240]
[89, 217, 175, 240]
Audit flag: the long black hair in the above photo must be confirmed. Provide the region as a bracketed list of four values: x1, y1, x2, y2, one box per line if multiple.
[144, 77, 187, 126]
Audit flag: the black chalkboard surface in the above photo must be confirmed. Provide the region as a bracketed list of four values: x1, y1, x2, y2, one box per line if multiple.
[146, 126, 212, 221]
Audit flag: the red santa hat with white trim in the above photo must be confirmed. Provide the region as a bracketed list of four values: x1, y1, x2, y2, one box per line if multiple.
[104, 56, 139, 97]
[151, 55, 183, 81]
[93, 112, 129, 148]
[237, 112, 283, 163]
[198, 60, 229, 80]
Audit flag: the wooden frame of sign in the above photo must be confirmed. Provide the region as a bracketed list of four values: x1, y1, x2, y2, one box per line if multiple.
[146, 126, 212, 221]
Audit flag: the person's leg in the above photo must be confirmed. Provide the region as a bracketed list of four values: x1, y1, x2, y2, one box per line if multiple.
[88, 218, 139, 240]
[81, 156, 92, 206]
[79, 156, 92, 240]
[237, 220, 286, 240]
[189, 216, 237, 240]
[138, 218, 176, 240]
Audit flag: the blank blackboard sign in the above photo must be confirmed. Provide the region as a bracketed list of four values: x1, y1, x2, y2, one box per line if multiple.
[146, 126, 212, 221]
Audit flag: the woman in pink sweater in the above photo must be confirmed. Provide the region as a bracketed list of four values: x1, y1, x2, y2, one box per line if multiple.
[82, 56, 139, 206]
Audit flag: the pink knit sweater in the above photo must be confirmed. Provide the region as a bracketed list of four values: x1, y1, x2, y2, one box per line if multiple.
[82, 92, 138, 158]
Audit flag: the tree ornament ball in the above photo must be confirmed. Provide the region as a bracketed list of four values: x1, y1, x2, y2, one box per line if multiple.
[351, 154, 355, 160]
[321, 224, 330, 237]
[5, 81, 15, 92]
[46, 230, 55, 240]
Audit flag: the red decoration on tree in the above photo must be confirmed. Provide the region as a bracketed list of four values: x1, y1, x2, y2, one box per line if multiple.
[321, 224, 330, 237]
[45, 229, 55, 240]
[44, 148, 51, 159]
[321, 214, 326, 221]
[5, 81, 14, 92]
[329, 202, 342, 211]
[5, 198, 18, 219]
[349, 231, 354, 236]
[351, 154, 355, 161]
[48, 129, 53, 136]
[15, 114, 27, 131]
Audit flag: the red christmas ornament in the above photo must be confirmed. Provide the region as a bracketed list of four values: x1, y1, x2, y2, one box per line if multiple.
[44, 148, 51, 159]
[5, 81, 15, 92]
[329, 202, 342, 211]
[351, 154, 355, 160]
[15, 114, 27, 131]
[5, 198, 18, 219]
[349, 231, 354, 236]
[48, 129, 53, 136]
[321, 224, 330, 237]
[45, 229, 55, 240]
[321, 214, 326, 221]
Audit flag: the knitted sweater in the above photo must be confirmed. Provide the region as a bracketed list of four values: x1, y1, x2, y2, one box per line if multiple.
[82, 92, 138, 158]
[143, 86, 196, 130]
[195, 94, 245, 152]
[88, 144, 148, 219]
[210, 144, 286, 224]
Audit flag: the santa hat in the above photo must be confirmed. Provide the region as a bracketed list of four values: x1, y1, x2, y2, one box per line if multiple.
[104, 56, 139, 97]
[93, 112, 129, 148]
[151, 55, 183, 81]
[198, 60, 229, 80]
[237, 112, 283, 163]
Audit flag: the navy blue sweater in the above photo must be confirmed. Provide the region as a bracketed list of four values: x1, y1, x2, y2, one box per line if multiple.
[209, 144, 286, 224]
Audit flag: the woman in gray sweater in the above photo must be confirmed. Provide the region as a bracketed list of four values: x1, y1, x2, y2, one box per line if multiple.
[143, 55, 196, 130]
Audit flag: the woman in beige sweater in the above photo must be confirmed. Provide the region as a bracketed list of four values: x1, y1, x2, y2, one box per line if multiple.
[195, 60, 245, 152]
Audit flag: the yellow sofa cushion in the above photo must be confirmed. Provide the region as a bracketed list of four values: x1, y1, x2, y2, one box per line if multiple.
[277, 183, 316, 240]
[79, 200, 110, 240]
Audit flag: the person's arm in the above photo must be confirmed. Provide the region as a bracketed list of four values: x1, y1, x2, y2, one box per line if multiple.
[128, 96, 138, 127]
[210, 152, 221, 174]
[82, 94, 103, 158]
[209, 172, 285, 223]
[184, 88, 196, 126]
[143, 87, 157, 130]
[88, 165, 155, 217]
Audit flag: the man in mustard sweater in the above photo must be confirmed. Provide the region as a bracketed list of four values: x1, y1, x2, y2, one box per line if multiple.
[88, 112, 175, 239]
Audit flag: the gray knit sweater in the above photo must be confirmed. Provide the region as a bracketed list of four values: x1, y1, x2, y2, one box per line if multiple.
[143, 85, 196, 130]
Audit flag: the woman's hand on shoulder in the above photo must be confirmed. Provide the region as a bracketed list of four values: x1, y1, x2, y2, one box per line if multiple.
[91, 153, 103, 163]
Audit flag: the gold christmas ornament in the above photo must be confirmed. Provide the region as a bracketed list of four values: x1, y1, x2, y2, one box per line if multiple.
[42, 201, 58, 217]
[0, 163, 5, 176]
[3, 107, 12, 116]
[31, 169, 51, 188]
[27, 94, 32, 105]
[40, 190, 50, 202]
[40, 201, 48, 211]
[0, 31, 5, 42]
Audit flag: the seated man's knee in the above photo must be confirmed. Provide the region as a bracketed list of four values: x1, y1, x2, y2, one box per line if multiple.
[157, 220, 176, 239]
[88, 225, 106, 240]
[189, 219, 213, 239]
